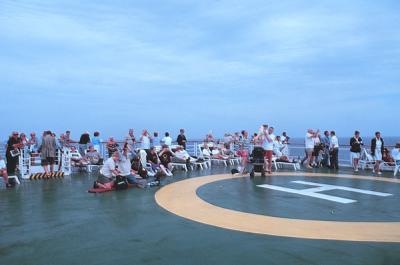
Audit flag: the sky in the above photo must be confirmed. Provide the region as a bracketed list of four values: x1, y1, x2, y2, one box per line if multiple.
[0, 0, 399, 140]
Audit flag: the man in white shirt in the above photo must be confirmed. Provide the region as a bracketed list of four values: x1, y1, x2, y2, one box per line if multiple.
[262, 126, 275, 174]
[97, 152, 120, 189]
[391, 143, 400, 162]
[161, 132, 172, 146]
[140, 129, 151, 150]
[329, 131, 339, 170]
[303, 129, 319, 169]
[118, 148, 139, 185]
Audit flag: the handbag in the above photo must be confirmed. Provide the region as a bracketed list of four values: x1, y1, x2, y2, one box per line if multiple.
[115, 175, 128, 190]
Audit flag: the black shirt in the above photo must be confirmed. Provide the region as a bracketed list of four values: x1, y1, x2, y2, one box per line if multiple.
[79, 133, 91, 144]
[159, 150, 173, 166]
[6, 137, 21, 153]
[147, 153, 159, 164]
[177, 134, 187, 149]
[350, 137, 363, 153]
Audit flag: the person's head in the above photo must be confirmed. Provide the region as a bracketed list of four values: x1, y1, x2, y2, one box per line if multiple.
[109, 137, 114, 142]
[180, 129, 185, 134]
[66, 130, 70, 135]
[375, 131, 381, 138]
[282, 131, 287, 136]
[129, 129, 134, 136]
[11, 131, 19, 139]
[276, 135, 281, 141]
[268, 127, 274, 134]
[307, 128, 313, 134]
[203, 142, 208, 148]
[88, 145, 95, 152]
[324, 130, 329, 136]
[112, 151, 119, 161]
[60, 134, 65, 139]
[20, 133, 26, 139]
[94, 131, 100, 137]
[154, 132, 158, 137]
[262, 124, 268, 129]
[30, 132, 36, 138]
[330, 131, 336, 136]
[355, 130, 360, 137]
[142, 129, 148, 135]
[70, 146, 77, 151]
[150, 146, 156, 154]
[162, 144, 169, 150]
[165, 132, 169, 137]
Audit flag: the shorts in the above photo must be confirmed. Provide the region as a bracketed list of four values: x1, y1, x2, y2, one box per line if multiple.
[264, 150, 273, 160]
[41, 157, 55, 166]
[306, 148, 314, 155]
[350, 152, 360, 160]
[97, 175, 114, 184]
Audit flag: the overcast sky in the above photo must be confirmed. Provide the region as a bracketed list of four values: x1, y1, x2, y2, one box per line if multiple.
[0, 0, 399, 140]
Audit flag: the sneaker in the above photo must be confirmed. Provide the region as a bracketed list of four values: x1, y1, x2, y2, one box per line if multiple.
[6, 183, 13, 188]
[378, 172, 382, 175]
[354, 168, 359, 172]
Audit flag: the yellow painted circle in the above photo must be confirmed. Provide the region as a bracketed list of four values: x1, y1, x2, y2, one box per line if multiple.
[155, 172, 400, 242]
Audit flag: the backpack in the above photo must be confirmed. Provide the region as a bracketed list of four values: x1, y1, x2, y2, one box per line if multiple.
[115, 175, 128, 190]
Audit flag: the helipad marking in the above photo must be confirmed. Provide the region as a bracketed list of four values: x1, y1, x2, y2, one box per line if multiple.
[257, 180, 392, 204]
[155, 172, 400, 242]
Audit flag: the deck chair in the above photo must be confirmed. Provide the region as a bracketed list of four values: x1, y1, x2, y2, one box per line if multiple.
[359, 148, 375, 170]
[394, 160, 400, 177]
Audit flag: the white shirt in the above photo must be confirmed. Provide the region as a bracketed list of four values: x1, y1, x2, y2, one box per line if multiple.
[68, 150, 82, 160]
[202, 148, 211, 158]
[141, 135, 151, 149]
[162, 136, 172, 146]
[391, 148, 400, 160]
[305, 133, 314, 149]
[273, 140, 283, 154]
[330, 135, 339, 149]
[0, 159, 6, 169]
[175, 150, 190, 160]
[118, 154, 132, 176]
[100, 157, 116, 178]
[264, 134, 275, 151]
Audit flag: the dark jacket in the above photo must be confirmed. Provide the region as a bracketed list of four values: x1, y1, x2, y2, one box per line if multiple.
[371, 138, 384, 156]
[350, 137, 363, 153]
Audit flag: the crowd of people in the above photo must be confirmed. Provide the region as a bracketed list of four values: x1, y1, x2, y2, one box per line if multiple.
[1, 126, 400, 189]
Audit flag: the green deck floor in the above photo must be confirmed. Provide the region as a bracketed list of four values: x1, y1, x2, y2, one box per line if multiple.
[1, 167, 399, 265]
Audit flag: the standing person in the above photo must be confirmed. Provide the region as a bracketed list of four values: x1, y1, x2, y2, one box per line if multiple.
[281, 131, 290, 144]
[177, 129, 187, 150]
[39, 131, 57, 175]
[240, 130, 251, 152]
[302, 129, 319, 169]
[371, 131, 384, 175]
[127, 129, 136, 146]
[321, 131, 331, 167]
[261, 126, 275, 174]
[350, 131, 363, 172]
[161, 132, 172, 147]
[91, 131, 102, 153]
[152, 132, 160, 147]
[28, 132, 40, 153]
[0, 155, 12, 188]
[140, 129, 151, 152]
[5, 132, 23, 176]
[329, 131, 339, 170]
[78, 131, 91, 156]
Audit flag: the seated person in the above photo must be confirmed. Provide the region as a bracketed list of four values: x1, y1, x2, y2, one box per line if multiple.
[220, 143, 235, 157]
[106, 137, 119, 158]
[273, 136, 285, 158]
[391, 143, 400, 165]
[68, 146, 89, 166]
[0, 155, 12, 188]
[84, 145, 102, 165]
[383, 147, 395, 165]
[96, 152, 120, 189]
[210, 147, 229, 160]
[172, 146, 193, 167]
[118, 146, 139, 185]
[158, 145, 174, 174]
[147, 147, 161, 171]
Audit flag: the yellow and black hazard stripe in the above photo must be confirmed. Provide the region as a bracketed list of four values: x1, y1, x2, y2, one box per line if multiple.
[29, 172, 64, 180]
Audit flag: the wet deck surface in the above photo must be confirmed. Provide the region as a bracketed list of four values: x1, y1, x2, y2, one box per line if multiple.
[1, 167, 399, 265]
